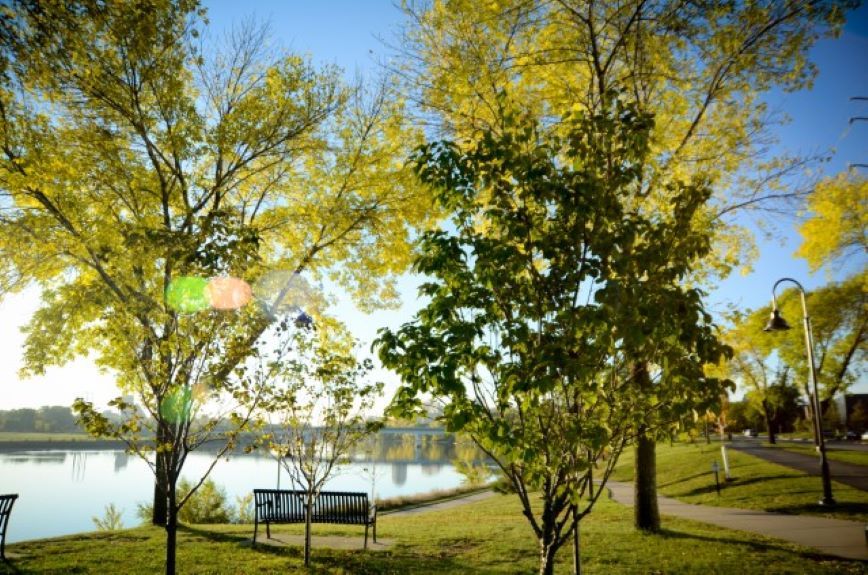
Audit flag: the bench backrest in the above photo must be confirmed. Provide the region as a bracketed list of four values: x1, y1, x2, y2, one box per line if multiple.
[253, 489, 370, 525]
[0, 494, 18, 533]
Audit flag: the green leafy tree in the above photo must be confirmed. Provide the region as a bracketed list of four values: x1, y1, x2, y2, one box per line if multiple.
[773, 276, 865, 399]
[0, 2, 431, 573]
[376, 103, 729, 575]
[719, 310, 800, 445]
[720, 275, 864, 444]
[725, 400, 758, 433]
[176, 478, 231, 524]
[848, 401, 868, 434]
[92, 503, 125, 531]
[393, 0, 856, 532]
[263, 325, 382, 567]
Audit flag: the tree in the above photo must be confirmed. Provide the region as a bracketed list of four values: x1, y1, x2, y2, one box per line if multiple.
[772, 276, 866, 399]
[393, 0, 856, 532]
[720, 276, 864, 444]
[795, 172, 867, 273]
[0, 2, 431, 573]
[263, 325, 382, 567]
[719, 310, 800, 445]
[35, 406, 79, 433]
[376, 102, 729, 575]
[725, 400, 758, 433]
[848, 400, 868, 433]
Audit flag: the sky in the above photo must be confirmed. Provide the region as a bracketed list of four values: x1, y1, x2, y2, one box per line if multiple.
[0, 1, 865, 411]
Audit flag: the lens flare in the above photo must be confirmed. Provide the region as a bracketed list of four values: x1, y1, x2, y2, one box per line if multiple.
[206, 277, 253, 310]
[253, 270, 315, 317]
[159, 386, 193, 424]
[165, 277, 209, 313]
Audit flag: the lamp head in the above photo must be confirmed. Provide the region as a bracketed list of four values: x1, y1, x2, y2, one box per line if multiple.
[763, 308, 791, 332]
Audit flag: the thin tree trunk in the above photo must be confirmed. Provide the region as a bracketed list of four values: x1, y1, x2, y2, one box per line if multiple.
[763, 402, 777, 444]
[633, 362, 660, 531]
[572, 506, 581, 575]
[165, 480, 178, 575]
[153, 424, 168, 526]
[304, 492, 313, 567]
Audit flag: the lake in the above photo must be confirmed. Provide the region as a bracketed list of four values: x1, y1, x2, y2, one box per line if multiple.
[0, 434, 483, 543]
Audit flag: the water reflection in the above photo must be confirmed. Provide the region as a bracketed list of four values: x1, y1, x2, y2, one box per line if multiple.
[0, 431, 493, 544]
[113, 451, 130, 472]
[421, 464, 442, 476]
[71, 451, 88, 482]
[2, 452, 67, 464]
[391, 462, 408, 486]
[1, 433, 490, 467]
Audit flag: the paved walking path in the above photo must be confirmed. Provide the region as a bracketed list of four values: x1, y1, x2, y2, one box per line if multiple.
[731, 442, 868, 492]
[382, 490, 498, 516]
[604, 480, 868, 561]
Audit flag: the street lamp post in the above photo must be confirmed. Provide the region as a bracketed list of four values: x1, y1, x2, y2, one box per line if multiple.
[763, 277, 835, 506]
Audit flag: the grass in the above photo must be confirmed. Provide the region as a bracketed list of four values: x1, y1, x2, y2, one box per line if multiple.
[3, 492, 866, 574]
[764, 442, 868, 467]
[611, 441, 868, 523]
[0, 432, 96, 442]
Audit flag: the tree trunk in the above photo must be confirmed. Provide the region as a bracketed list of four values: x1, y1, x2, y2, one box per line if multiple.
[165, 480, 178, 575]
[763, 402, 776, 444]
[572, 506, 581, 575]
[153, 424, 168, 526]
[304, 492, 313, 567]
[538, 534, 559, 575]
[633, 362, 660, 532]
[634, 430, 660, 531]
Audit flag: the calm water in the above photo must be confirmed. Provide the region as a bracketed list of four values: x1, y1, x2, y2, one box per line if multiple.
[0, 437, 477, 543]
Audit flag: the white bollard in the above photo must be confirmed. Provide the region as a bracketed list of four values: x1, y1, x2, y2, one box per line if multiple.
[720, 445, 731, 480]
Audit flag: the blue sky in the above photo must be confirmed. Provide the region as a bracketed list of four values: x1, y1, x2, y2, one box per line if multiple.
[0, 1, 865, 409]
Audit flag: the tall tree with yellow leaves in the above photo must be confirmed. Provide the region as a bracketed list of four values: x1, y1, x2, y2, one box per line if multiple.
[0, 1, 432, 572]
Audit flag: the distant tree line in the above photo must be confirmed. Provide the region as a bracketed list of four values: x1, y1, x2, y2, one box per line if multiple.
[0, 405, 83, 433]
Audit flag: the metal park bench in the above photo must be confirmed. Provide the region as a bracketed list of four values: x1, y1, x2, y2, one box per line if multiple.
[1, 494, 18, 561]
[252, 489, 377, 549]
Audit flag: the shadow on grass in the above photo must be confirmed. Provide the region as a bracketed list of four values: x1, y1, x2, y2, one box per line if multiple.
[653, 527, 827, 561]
[658, 471, 709, 489]
[677, 474, 797, 497]
[765, 502, 868, 518]
[178, 525, 471, 573]
[178, 524, 250, 545]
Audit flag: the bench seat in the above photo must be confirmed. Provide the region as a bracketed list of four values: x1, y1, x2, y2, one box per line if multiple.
[252, 489, 376, 549]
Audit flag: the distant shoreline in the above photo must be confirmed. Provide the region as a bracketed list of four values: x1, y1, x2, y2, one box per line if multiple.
[0, 439, 126, 452]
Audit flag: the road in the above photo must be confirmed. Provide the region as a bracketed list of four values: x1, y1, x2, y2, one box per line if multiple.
[731, 438, 868, 492]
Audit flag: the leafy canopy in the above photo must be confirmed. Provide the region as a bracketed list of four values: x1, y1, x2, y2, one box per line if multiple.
[376, 99, 730, 573]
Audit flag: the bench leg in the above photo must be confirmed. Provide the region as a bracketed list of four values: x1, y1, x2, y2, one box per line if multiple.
[266, 521, 271, 540]
[364, 523, 369, 550]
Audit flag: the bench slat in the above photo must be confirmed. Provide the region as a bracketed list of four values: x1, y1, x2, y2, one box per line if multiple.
[253, 489, 372, 525]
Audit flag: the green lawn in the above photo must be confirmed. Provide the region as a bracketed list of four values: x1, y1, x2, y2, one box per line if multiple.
[611, 441, 868, 523]
[765, 442, 868, 467]
[2, 492, 865, 574]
